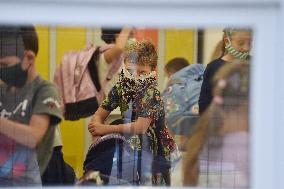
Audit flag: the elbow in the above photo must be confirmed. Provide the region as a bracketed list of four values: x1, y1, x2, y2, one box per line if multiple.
[113, 45, 124, 56]
[28, 143, 37, 149]
[134, 129, 147, 135]
[116, 45, 124, 52]
[132, 119, 151, 134]
[132, 125, 148, 135]
[26, 138, 38, 149]
[27, 133, 43, 149]
[140, 127, 148, 134]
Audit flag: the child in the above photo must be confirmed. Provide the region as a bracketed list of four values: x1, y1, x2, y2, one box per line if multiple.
[199, 28, 252, 114]
[164, 57, 189, 78]
[184, 63, 250, 188]
[87, 40, 176, 185]
[0, 26, 62, 186]
[163, 57, 190, 142]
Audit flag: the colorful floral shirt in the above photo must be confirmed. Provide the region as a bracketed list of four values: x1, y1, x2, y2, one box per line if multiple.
[101, 82, 176, 169]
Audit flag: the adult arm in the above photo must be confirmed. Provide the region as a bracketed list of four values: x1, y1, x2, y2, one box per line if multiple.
[103, 27, 132, 63]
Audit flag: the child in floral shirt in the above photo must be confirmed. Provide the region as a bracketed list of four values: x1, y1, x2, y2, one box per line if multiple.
[88, 40, 176, 185]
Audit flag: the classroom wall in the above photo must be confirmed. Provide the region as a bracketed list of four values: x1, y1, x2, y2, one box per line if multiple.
[56, 27, 87, 177]
[164, 29, 196, 64]
[203, 28, 223, 64]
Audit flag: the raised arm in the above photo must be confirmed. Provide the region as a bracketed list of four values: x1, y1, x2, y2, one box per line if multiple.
[103, 27, 133, 64]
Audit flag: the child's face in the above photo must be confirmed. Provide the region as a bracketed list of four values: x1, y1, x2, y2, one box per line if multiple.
[124, 60, 152, 78]
[229, 31, 252, 53]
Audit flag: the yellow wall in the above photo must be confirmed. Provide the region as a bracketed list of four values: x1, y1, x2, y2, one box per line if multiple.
[164, 29, 196, 64]
[36, 26, 88, 177]
[56, 27, 87, 177]
[36, 26, 49, 80]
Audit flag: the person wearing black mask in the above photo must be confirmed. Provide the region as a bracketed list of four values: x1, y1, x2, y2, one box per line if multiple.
[0, 26, 62, 186]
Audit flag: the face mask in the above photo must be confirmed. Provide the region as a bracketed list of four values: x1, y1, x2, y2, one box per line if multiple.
[225, 41, 249, 61]
[119, 69, 156, 101]
[0, 63, 28, 87]
[122, 68, 156, 83]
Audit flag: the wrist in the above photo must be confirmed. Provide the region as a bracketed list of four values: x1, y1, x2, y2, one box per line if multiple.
[115, 124, 126, 133]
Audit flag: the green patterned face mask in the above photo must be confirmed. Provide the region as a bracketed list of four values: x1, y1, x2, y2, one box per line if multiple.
[225, 42, 249, 60]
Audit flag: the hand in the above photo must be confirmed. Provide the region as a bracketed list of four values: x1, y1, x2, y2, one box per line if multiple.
[88, 122, 106, 136]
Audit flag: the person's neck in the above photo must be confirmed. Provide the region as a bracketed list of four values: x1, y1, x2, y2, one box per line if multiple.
[221, 54, 248, 64]
[221, 54, 235, 62]
[26, 69, 38, 84]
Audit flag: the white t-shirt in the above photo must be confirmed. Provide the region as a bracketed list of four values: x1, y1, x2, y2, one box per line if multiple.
[198, 132, 249, 188]
[53, 126, 63, 147]
[97, 53, 121, 95]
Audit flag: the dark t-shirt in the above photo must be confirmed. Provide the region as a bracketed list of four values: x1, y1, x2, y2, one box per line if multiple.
[0, 76, 62, 186]
[198, 58, 227, 114]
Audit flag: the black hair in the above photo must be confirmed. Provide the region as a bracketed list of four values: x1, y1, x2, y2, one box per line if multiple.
[0, 25, 39, 57]
[20, 25, 39, 56]
[101, 28, 122, 44]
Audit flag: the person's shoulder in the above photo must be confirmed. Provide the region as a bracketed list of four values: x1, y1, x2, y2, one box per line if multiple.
[144, 86, 161, 100]
[207, 58, 226, 69]
[112, 81, 121, 92]
[205, 58, 227, 75]
[107, 81, 121, 98]
[34, 76, 59, 95]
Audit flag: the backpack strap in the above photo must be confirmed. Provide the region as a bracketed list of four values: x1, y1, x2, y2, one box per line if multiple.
[136, 135, 142, 185]
[88, 47, 101, 91]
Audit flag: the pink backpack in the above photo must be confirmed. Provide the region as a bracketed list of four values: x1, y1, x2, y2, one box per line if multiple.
[54, 44, 122, 120]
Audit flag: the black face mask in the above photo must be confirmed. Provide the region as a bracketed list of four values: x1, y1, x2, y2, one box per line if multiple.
[0, 63, 28, 87]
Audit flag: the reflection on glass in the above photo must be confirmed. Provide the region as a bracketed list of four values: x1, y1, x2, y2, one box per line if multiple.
[0, 25, 251, 188]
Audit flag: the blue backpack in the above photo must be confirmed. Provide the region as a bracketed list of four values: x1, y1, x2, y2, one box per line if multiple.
[162, 64, 205, 136]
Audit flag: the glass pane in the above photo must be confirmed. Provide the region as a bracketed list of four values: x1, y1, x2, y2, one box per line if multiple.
[0, 25, 251, 188]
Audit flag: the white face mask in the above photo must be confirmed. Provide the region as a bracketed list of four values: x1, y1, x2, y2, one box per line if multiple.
[122, 67, 156, 83]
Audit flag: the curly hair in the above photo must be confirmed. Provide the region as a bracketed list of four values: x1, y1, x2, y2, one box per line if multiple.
[124, 39, 158, 70]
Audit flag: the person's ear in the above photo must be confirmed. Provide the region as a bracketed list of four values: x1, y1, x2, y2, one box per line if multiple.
[22, 50, 35, 70]
[223, 36, 230, 46]
[223, 36, 229, 46]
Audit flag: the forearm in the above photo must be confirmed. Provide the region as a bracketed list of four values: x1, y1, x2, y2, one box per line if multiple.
[104, 122, 145, 135]
[0, 118, 38, 148]
[91, 114, 104, 124]
[104, 28, 132, 63]
[90, 117, 151, 136]
[115, 28, 132, 50]
[91, 107, 110, 123]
